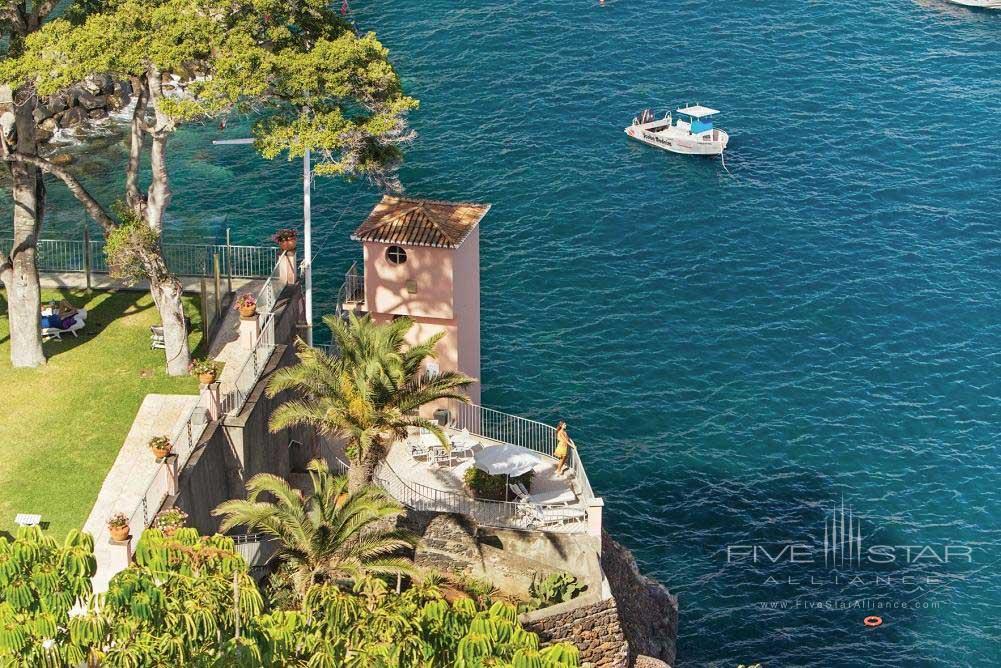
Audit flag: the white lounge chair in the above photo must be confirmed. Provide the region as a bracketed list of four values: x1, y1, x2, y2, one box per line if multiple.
[42, 309, 87, 341]
[519, 502, 586, 529]
[14, 513, 41, 527]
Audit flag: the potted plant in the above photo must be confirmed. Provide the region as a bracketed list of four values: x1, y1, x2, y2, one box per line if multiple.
[153, 508, 188, 536]
[107, 512, 130, 542]
[190, 358, 219, 385]
[234, 293, 258, 319]
[149, 435, 173, 460]
[273, 228, 297, 252]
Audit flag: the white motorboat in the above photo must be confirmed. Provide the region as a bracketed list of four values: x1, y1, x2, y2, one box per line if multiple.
[944, 0, 1001, 7]
[625, 105, 729, 156]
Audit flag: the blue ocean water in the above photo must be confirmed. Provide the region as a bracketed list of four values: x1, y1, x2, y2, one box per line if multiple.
[7, 0, 1001, 665]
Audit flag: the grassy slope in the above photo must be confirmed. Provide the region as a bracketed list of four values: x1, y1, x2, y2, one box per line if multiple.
[0, 288, 203, 539]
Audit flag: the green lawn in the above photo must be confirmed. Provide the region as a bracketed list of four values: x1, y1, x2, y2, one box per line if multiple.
[0, 288, 204, 539]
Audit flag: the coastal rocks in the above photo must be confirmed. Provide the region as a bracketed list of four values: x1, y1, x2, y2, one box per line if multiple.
[633, 657, 671, 668]
[60, 107, 88, 128]
[9, 75, 136, 145]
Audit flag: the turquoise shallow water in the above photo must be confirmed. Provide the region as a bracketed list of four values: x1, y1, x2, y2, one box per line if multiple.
[5, 0, 1001, 665]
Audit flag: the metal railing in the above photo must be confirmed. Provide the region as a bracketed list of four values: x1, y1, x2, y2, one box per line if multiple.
[446, 400, 594, 503]
[126, 387, 214, 543]
[221, 311, 277, 416]
[334, 262, 365, 320]
[123, 255, 289, 543]
[0, 237, 88, 273]
[2, 236, 279, 278]
[343, 262, 364, 303]
[372, 459, 587, 533]
[255, 259, 285, 317]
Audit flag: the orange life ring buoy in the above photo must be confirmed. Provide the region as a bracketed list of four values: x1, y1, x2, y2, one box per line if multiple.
[863, 616, 883, 627]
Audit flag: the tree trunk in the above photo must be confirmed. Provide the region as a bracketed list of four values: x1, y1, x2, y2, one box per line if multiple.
[1, 92, 46, 368]
[140, 69, 189, 376]
[144, 68, 172, 230]
[348, 440, 385, 492]
[125, 76, 148, 214]
[148, 271, 190, 376]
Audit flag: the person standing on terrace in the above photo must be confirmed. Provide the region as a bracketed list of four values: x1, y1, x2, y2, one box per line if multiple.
[555, 421, 576, 476]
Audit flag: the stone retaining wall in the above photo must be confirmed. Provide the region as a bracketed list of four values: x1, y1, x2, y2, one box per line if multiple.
[520, 592, 629, 668]
[601, 533, 678, 667]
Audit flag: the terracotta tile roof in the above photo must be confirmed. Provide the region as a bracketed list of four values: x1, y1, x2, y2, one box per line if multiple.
[351, 196, 490, 249]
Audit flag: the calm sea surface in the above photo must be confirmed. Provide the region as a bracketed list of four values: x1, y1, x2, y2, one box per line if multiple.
[6, 0, 1001, 665]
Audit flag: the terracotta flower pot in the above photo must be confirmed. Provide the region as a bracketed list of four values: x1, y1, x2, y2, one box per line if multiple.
[198, 371, 217, 385]
[151, 444, 172, 460]
[239, 304, 257, 320]
[109, 524, 129, 542]
[279, 238, 297, 252]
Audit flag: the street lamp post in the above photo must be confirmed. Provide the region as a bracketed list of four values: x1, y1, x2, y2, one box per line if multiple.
[212, 138, 313, 345]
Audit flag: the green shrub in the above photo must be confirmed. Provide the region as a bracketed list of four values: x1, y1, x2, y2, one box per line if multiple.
[463, 467, 533, 501]
[525, 572, 587, 611]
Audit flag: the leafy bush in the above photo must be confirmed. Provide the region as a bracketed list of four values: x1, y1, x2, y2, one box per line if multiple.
[463, 467, 533, 501]
[189, 358, 219, 376]
[526, 572, 587, 611]
[104, 203, 163, 285]
[148, 435, 171, 451]
[0, 527, 582, 667]
[272, 228, 297, 243]
[107, 512, 129, 529]
[153, 508, 189, 533]
[233, 293, 257, 309]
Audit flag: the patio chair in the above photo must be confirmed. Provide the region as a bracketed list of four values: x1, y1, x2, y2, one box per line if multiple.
[518, 501, 586, 529]
[410, 439, 430, 461]
[150, 318, 192, 350]
[509, 482, 531, 501]
[450, 428, 478, 460]
[42, 309, 87, 341]
[430, 446, 453, 467]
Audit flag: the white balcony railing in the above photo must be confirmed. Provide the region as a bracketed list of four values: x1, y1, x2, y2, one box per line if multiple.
[446, 400, 594, 503]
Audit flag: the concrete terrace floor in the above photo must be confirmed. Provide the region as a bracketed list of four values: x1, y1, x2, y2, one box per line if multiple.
[0, 289, 203, 540]
[325, 429, 583, 507]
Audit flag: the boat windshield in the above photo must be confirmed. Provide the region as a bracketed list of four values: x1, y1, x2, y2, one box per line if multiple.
[690, 118, 713, 133]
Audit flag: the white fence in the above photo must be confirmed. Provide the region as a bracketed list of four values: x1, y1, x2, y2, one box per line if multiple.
[221, 259, 286, 416]
[220, 312, 277, 417]
[372, 459, 588, 533]
[126, 388, 214, 542]
[1, 236, 279, 278]
[447, 400, 594, 503]
[123, 257, 289, 543]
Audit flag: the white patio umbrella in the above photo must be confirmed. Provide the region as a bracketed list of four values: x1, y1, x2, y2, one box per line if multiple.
[473, 444, 544, 501]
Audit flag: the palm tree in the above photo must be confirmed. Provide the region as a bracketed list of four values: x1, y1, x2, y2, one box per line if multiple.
[266, 313, 474, 491]
[213, 460, 417, 602]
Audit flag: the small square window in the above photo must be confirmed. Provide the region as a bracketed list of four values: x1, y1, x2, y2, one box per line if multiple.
[405, 280, 418, 294]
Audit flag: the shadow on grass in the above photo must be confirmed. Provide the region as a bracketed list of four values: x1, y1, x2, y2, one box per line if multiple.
[43, 289, 150, 361]
[2, 286, 206, 365]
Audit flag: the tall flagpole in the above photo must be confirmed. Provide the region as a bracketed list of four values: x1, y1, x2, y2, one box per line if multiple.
[212, 137, 313, 345]
[303, 149, 313, 345]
